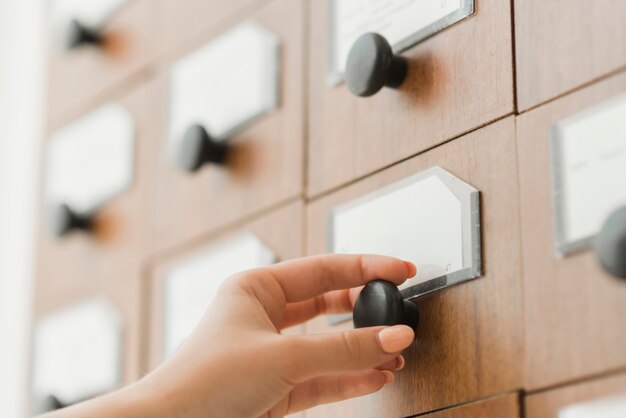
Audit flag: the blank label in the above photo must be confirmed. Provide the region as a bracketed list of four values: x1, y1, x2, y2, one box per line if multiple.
[168, 22, 280, 160]
[559, 394, 626, 418]
[551, 94, 626, 255]
[163, 234, 276, 359]
[331, 167, 481, 300]
[330, 0, 474, 80]
[46, 103, 135, 214]
[32, 299, 122, 410]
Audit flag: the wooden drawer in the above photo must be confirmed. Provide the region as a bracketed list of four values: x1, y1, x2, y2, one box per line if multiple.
[37, 80, 156, 289]
[30, 269, 143, 414]
[517, 71, 626, 391]
[515, 0, 626, 111]
[307, 0, 514, 197]
[46, 0, 155, 125]
[149, 0, 304, 253]
[526, 373, 626, 418]
[305, 117, 522, 417]
[146, 201, 303, 372]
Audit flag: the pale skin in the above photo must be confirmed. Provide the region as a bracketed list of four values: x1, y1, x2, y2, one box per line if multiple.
[41, 254, 416, 418]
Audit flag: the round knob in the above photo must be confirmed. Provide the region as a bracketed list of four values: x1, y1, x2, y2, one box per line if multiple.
[50, 203, 91, 238]
[63, 19, 102, 50]
[594, 206, 626, 279]
[176, 124, 229, 172]
[353, 279, 419, 332]
[345, 33, 408, 97]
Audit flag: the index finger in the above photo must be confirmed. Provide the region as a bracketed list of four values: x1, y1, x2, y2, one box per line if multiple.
[262, 254, 415, 303]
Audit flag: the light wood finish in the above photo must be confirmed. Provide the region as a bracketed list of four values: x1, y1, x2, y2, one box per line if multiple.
[305, 117, 522, 417]
[146, 201, 304, 371]
[307, 0, 514, 197]
[149, 0, 304, 254]
[517, 71, 626, 391]
[422, 394, 518, 418]
[515, 0, 626, 112]
[526, 373, 626, 418]
[36, 80, 156, 292]
[46, 0, 155, 126]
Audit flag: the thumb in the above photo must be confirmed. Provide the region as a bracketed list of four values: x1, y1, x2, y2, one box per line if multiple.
[284, 325, 414, 383]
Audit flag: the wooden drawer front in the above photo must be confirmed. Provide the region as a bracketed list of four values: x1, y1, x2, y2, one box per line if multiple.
[307, 0, 514, 197]
[46, 0, 155, 124]
[517, 72, 626, 391]
[146, 201, 303, 371]
[515, 0, 626, 111]
[526, 373, 626, 418]
[150, 0, 304, 253]
[37, 81, 155, 289]
[30, 270, 143, 414]
[306, 117, 522, 417]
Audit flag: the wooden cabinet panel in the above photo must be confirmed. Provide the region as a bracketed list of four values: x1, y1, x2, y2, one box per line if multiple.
[526, 373, 626, 418]
[306, 117, 522, 417]
[420, 394, 519, 418]
[37, 80, 156, 290]
[517, 71, 626, 391]
[149, 0, 304, 254]
[146, 201, 303, 372]
[307, 0, 514, 197]
[46, 0, 155, 125]
[515, 0, 626, 111]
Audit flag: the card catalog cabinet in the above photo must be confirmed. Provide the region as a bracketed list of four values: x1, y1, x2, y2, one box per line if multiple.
[307, 0, 514, 196]
[149, 0, 304, 253]
[146, 201, 303, 371]
[515, 0, 626, 111]
[46, 0, 156, 124]
[37, 81, 155, 290]
[306, 117, 522, 417]
[517, 71, 626, 391]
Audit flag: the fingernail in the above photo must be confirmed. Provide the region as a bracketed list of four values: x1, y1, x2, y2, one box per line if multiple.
[403, 261, 417, 278]
[395, 355, 405, 371]
[382, 370, 394, 384]
[378, 325, 415, 353]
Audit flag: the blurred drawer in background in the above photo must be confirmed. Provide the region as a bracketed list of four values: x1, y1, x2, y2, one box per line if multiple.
[149, 0, 304, 253]
[46, 0, 155, 124]
[416, 395, 519, 418]
[515, 0, 626, 111]
[306, 117, 522, 417]
[146, 201, 303, 372]
[526, 373, 626, 418]
[517, 70, 626, 391]
[30, 269, 143, 415]
[307, 0, 514, 197]
[37, 81, 155, 288]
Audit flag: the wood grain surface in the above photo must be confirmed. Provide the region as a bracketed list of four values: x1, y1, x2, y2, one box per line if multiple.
[305, 117, 523, 417]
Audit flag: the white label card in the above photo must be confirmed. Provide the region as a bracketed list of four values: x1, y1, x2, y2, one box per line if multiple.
[551, 93, 626, 255]
[559, 394, 626, 418]
[168, 22, 280, 160]
[32, 299, 123, 409]
[163, 234, 276, 359]
[330, 0, 474, 80]
[46, 103, 135, 214]
[331, 167, 481, 300]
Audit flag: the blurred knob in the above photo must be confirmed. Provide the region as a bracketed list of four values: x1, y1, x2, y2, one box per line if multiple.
[345, 33, 407, 97]
[63, 19, 102, 50]
[50, 203, 92, 238]
[176, 124, 229, 172]
[594, 206, 626, 279]
[39, 394, 66, 412]
[353, 279, 419, 332]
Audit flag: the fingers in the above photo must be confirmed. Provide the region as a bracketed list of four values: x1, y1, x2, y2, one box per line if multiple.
[286, 370, 392, 414]
[262, 254, 415, 304]
[284, 325, 414, 383]
[279, 287, 362, 329]
[376, 356, 405, 372]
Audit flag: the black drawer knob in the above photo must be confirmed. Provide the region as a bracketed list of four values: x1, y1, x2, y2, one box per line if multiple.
[50, 203, 91, 238]
[353, 279, 419, 332]
[345, 33, 407, 97]
[40, 395, 66, 412]
[176, 124, 229, 172]
[64, 19, 103, 50]
[595, 206, 626, 279]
